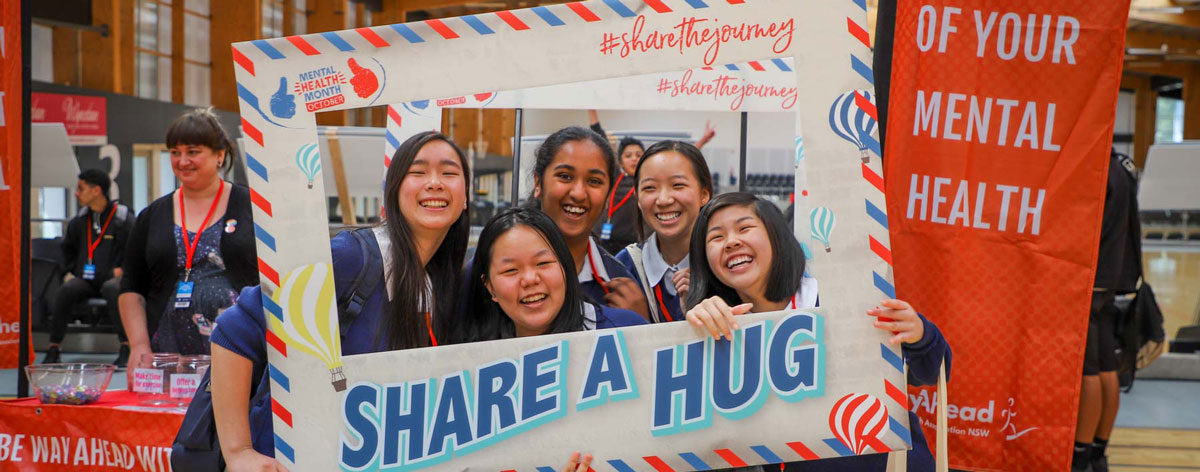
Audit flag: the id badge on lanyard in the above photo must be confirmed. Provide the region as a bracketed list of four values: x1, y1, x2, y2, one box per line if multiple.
[600, 221, 614, 241]
[82, 264, 97, 280]
[175, 281, 195, 309]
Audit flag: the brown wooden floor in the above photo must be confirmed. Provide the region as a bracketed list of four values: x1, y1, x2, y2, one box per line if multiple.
[1110, 427, 1200, 471]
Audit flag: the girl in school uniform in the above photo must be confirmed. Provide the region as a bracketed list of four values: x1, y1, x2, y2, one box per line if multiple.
[452, 207, 645, 472]
[205, 132, 470, 471]
[683, 192, 951, 472]
[528, 126, 650, 320]
[614, 140, 713, 323]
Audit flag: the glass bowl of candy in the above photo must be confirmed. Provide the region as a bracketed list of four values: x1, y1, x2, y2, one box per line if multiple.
[24, 363, 115, 405]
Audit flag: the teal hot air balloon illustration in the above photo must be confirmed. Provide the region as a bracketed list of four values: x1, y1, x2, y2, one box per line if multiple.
[810, 206, 836, 253]
[295, 143, 321, 189]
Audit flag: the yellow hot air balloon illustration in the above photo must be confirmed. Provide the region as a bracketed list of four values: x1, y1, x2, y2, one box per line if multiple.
[268, 263, 346, 391]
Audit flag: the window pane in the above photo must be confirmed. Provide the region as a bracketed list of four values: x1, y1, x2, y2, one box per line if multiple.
[184, 15, 210, 62]
[185, 0, 209, 16]
[158, 56, 172, 101]
[132, 155, 149, 213]
[136, 51, 158, 99]
[293, 0, 306, 34]
[185, 63, 211, 106]
[137, 1, 158, 50]
[158, 4, 173, 55]
[31, 24, 52, 82]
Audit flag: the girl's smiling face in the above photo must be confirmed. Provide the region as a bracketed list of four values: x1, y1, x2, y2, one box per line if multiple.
[485, 224, 568, 337]
[637, 150, 711, 243]
[534, 139, 611, 242]
[398, 140, 467, 236]
[704, 204, 773, 300]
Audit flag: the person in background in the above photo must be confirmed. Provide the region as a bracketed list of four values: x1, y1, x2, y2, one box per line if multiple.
[1073, 149, 1143, 472]
[615, 140, 713, 323]
[527, 126, 651, 320]
[684, 193, 951, 472]
[43, 169, 135, 366]
[206, 131, 471, 471]
[587, 110, 715, 254]
[120, 108, 259, 386]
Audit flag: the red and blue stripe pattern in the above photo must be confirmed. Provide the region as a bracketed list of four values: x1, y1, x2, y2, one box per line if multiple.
[385, 105, 402, 167]
[234, 0, 765, 62]
[842, 0, 911, 449]
[233, 44, 297, 464]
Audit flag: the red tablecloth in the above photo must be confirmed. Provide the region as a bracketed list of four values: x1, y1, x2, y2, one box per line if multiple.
[0, 390, 184, 471]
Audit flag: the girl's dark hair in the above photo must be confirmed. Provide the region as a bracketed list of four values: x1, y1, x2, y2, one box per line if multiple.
[453, 207, 588, 343]
[632, 140, 714, 241]
[166, 107, 236, 173]
[617, 136, 645, 158]
[528, 126, 618, 202]
[382, 131, 470, 350]
[684, 192, 806, 310]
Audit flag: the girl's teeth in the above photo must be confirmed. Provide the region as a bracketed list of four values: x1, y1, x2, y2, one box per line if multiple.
[656, 212, 681, 221]
[564, 205, 586, 214]
[421, 200, 448, 208]
[521, 294, 547, 303]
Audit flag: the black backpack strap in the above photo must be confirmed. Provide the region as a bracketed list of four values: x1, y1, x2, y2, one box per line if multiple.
[337, 228, 384, 336]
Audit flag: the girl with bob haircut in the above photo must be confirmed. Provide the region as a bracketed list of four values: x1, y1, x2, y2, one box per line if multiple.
[684, 192, 951, 472]
[528, 126, 650, 319]
[205, 132, 470, 471]
[615, 140, 714, 323]
[452, 207, 645, 472]
[454, 207, 645, 341]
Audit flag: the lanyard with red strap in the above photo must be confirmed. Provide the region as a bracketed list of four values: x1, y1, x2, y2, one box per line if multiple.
[653, 284, 676, 322]
[178, 180, 225, 282]
[790, 294, 797, 310]
[586, 240, 610, 295]
[425, 312, 438, 346]
[85, 203, 117, 264]
[606, 173, 635, 221]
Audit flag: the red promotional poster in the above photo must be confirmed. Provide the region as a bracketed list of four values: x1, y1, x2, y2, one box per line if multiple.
[0, 392, 183, 471]
[884, 2, 1130, 470]
[0, 0, 24, 369]
[31, 92, 108, 146]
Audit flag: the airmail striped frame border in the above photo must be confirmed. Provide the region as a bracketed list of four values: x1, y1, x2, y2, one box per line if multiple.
[231, 0, 910, 469]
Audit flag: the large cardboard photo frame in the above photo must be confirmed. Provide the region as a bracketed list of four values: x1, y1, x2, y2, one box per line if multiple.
[232, 1, 902, 470]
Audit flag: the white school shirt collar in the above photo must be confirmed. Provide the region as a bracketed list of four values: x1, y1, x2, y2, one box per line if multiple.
[371, 226, 431, 304]
[582, 303, 598, 330]
[641, 233, 689, 295]
[576, 237, 610, 284]
[794, 276, 819, 309]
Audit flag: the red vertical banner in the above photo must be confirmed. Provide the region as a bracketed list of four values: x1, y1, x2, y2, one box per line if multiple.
[884, 2, 1129, 471]
[0, 0, 23, 369]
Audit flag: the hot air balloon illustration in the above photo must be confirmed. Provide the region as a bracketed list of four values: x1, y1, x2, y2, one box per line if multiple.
[828, 393, 890, 455]
[829, 90, 879, 164]
[267, 263, 346, 391]
[295, 143, 321, 189]
[810, 207, 836, 253]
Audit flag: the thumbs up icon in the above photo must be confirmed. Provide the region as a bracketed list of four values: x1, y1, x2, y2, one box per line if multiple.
[347, 58, 379, 99]
[270, 77, 296, 119]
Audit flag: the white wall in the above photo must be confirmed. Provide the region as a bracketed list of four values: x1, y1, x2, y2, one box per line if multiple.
[521, 108, 798, 181]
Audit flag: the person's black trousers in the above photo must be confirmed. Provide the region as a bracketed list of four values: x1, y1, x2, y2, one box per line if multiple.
[50, 276, 126, 344]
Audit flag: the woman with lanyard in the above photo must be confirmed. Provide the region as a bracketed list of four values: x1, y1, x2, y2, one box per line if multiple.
[207, 131, 470, 471]
[120, 109, 257, 386]
[594, 136, 641, 254]
[528, 126, 651, 320]
[684, 193, 952, 472]
[615, 141, 712, 324]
